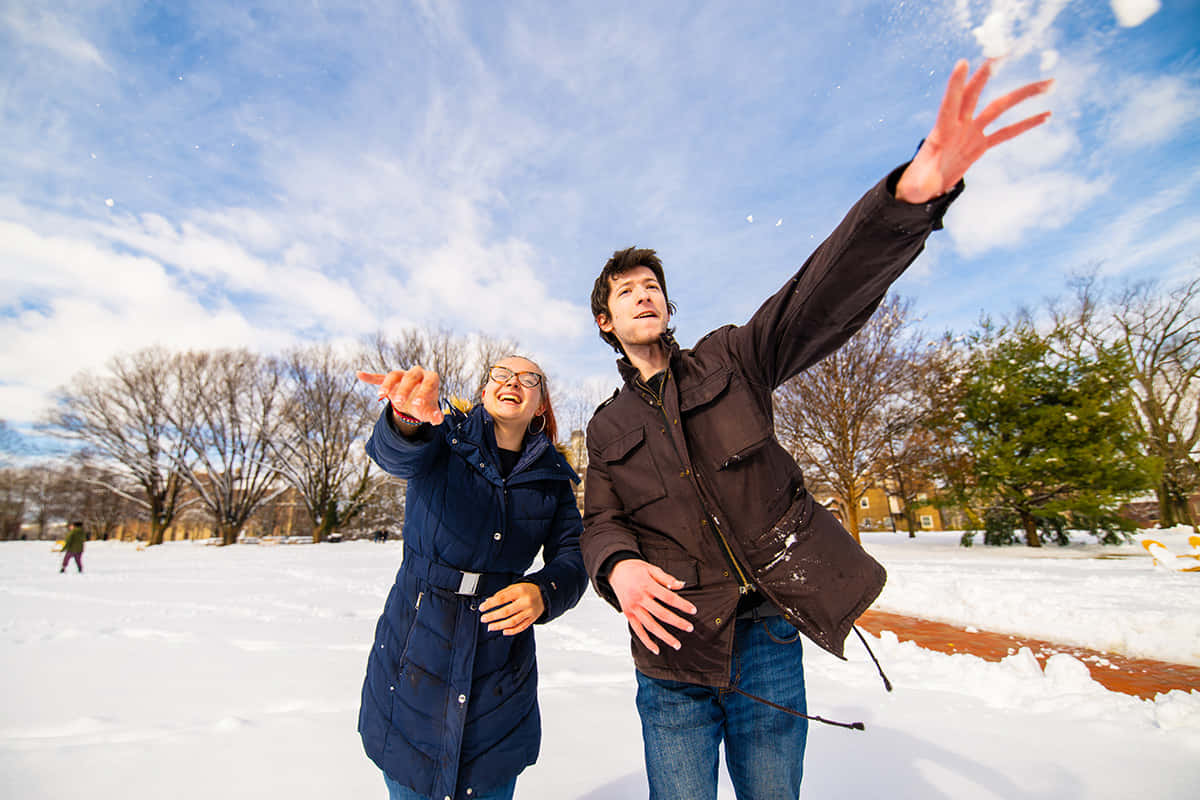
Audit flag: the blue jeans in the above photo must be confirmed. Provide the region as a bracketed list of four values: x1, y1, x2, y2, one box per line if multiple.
[635, 614, 807, 800]
[383, 772, 516, 800]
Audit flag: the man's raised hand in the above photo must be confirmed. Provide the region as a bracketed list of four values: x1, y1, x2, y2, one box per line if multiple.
[357, 367, 445, 426]
[896, 59, 1053, 205]
[609, 558, 696, 655]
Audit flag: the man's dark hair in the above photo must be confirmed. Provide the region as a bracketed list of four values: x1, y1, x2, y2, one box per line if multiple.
[71, 520, 83, 527]
[590, 246, 677, 354]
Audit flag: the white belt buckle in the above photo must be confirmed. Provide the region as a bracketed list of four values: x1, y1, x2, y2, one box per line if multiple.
[457, 571, 481, 595]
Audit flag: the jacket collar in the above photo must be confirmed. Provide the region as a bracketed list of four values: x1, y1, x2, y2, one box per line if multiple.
[448, 404, 578, 484]
[617, 334, 681, 402]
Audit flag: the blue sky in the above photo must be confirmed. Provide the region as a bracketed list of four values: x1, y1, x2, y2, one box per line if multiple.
[2, 0, 1198, 439]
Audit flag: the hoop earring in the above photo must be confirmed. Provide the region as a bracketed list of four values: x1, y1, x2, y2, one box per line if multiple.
[528, 414, 546, 435]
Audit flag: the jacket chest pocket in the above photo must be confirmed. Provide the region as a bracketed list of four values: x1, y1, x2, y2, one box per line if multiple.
[597, 425, 667, 512]
[680, 367, 772, 471]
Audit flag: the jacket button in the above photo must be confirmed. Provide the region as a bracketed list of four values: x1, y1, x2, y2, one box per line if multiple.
[493, 532, 502, 540]
[389, 685, 394, 691]
[723, 570, 730, 578]
[458, 694, 467, 704]
[452, 438, 458, 444]
[479, 462, 486, 469]
[715, 618, 722, 625]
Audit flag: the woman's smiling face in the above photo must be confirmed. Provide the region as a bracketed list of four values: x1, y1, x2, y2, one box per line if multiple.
[481, 356, 545, 432]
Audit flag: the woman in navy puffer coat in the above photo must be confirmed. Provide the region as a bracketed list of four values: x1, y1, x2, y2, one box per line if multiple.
[357, 356, 587, 800]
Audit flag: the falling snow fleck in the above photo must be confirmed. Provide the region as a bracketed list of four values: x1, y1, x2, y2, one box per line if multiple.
[746, 214, 754, 223]
[105, 198, 114, 207]
[775, 219, 782, 227]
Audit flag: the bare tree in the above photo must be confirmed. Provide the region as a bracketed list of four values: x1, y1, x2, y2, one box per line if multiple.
[876, 332, 975, 536]
[774, 296, 919, 540]
[273, 344, 379, 542]
[41, 348, 193, 545]
[1052, 272, 1200, 530]
[171, 349, 287, 546]
[366, 326, 518, 405]
[914, 333, 985, 530]
[0, 466, 32, 540]
[357, 473, 408, 535]
[54, 460, 138, 540]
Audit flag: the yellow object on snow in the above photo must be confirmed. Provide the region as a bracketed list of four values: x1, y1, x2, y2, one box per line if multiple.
[1141, 539, 1200, 572]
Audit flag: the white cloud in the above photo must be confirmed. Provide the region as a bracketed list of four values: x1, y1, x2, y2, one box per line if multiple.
[947, 161, 1110, 257]
[397, 231, 588, 343]
[1072, 168, 1200, 276]
[0, 220, 294, 423]
[1110, 0, 1161, 28]
[971, 0, 1071, 60]
[3, 8, 110, 70]
[1106, 75, 1200, 150]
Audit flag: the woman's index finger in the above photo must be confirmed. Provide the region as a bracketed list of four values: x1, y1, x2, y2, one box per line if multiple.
[356, 371, 386, 385]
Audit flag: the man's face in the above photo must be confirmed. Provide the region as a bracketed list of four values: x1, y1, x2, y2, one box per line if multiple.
[596, 266, 669, 349]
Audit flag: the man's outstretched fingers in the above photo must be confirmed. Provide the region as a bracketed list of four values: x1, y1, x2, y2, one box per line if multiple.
[628, 618, 660, 656]
[636, 609, 682, 651]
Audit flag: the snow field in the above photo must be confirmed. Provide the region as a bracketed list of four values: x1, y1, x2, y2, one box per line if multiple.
[2, 534, 1197, 799]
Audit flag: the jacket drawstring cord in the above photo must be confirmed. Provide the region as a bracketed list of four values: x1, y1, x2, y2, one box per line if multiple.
[725, 625, 893, 731]
[726, 685, 865, 731]
[855, 626, 894, 692]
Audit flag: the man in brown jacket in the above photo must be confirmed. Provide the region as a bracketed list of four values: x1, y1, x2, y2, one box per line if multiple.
[582, 60, 1053, 800]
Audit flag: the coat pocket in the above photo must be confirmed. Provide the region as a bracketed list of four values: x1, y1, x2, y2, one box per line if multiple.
[679, 367, 773, 472]
[396, 589, 426, 673]
[597, 425, 667, 512]
[640, 542, 701, 588]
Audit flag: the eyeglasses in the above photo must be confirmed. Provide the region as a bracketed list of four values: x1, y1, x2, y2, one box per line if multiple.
[489, 365, 542, 388]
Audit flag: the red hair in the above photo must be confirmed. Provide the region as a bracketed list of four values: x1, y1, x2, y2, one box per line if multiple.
[537, 376, 559, 443]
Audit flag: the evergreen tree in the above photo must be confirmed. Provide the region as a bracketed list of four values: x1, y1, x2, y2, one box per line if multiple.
[956, 322, 1148, 546]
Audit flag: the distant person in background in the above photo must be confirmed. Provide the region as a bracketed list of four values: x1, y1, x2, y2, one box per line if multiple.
[355, 356, 588, 800]
[60, 521, 85, 573]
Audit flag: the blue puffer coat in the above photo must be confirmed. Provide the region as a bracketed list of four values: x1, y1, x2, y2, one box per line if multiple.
[359, 403, 587, 800]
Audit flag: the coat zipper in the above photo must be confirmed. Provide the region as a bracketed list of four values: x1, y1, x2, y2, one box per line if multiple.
[645, 371, 752, 595]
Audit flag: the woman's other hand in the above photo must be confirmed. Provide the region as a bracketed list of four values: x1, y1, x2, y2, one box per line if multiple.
[480, 582, 545, 636]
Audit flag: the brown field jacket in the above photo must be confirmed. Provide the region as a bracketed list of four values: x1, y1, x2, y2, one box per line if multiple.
[582, 164, 962, 687]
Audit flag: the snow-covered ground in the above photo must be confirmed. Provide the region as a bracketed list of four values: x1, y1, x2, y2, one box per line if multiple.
[2, 530, 1198, 799]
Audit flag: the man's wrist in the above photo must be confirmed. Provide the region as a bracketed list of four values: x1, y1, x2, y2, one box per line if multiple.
[600, 551, 642, 581]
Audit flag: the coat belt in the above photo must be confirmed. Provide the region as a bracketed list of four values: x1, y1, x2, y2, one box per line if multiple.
[402, 547, 519, 597]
